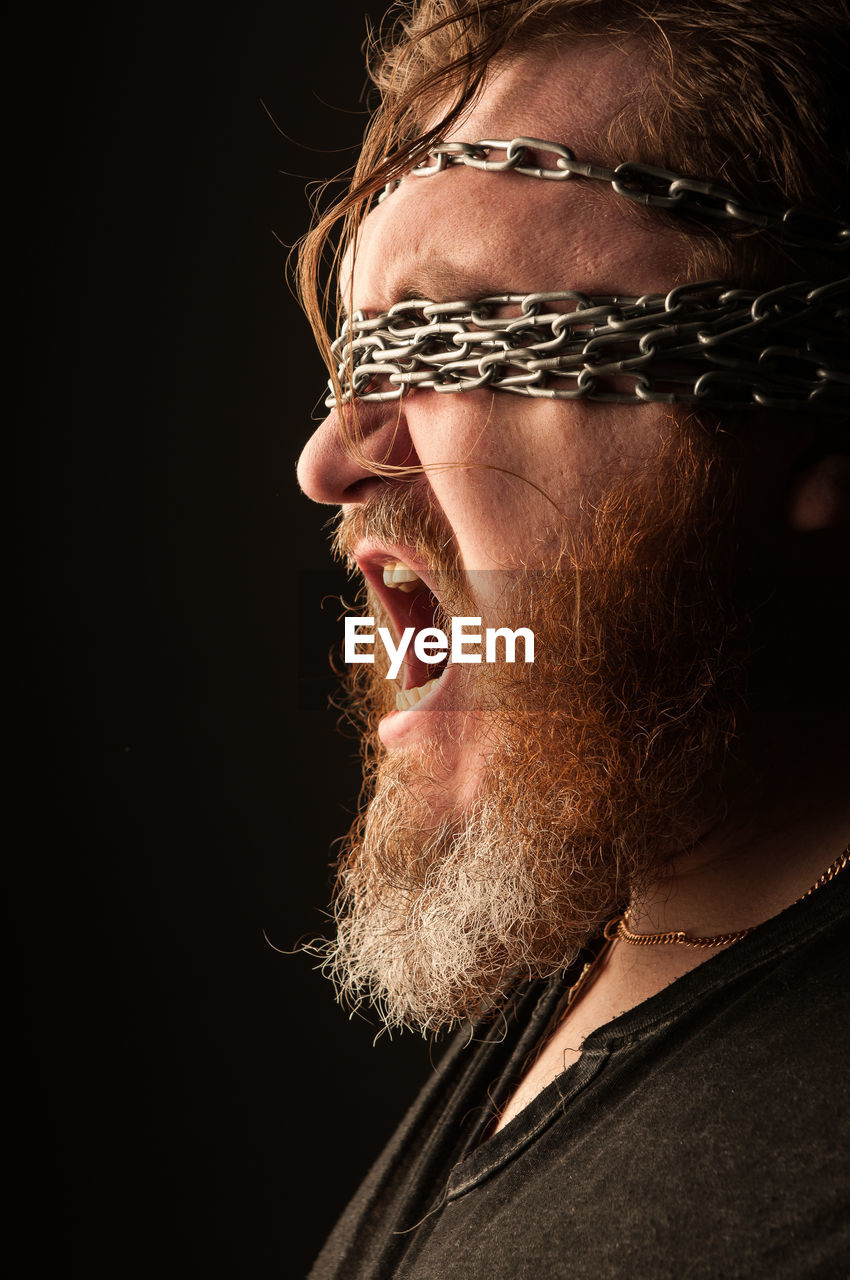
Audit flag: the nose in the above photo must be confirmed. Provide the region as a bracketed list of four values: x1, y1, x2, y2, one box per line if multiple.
[296, 397, 420, 504]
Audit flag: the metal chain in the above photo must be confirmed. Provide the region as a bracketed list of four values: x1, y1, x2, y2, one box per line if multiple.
[326, 279, 850, 410]
[379, 137, 850, 255]
[606, 843, 850, 949]
[327, 138, 850, 412]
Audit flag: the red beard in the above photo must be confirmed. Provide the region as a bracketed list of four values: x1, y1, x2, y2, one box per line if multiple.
[313, 417, 748, 1033]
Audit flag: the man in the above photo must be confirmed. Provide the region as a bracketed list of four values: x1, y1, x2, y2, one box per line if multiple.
[295, 1, 850, 1274]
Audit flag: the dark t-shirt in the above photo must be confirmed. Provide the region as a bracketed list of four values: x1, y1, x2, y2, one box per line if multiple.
[309, 872, 850, 1279]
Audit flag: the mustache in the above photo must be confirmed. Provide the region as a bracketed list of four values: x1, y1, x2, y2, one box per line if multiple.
[332, 487, 460, 579]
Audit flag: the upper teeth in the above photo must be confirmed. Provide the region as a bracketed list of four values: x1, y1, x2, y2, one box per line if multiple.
[395, 675, 442, 712]
[383, 561, 420, 592]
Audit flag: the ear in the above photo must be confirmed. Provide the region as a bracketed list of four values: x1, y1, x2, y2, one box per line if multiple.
[786, 451, 850, 532]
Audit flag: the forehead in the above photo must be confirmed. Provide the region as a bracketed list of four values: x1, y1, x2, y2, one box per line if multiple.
[342, 40, 689, 313]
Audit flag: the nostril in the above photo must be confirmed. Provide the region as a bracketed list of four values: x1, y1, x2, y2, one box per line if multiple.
[343, 475, 383, 502]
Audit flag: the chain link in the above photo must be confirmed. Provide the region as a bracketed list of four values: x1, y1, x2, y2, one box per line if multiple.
[326, 279, 850, 410]
[325, 138, 850, 412]
[379, 137, 850, 254]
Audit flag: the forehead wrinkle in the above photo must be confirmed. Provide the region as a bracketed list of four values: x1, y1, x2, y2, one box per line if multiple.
[341, 196, 496, 318]
[341, 170, 622, 320]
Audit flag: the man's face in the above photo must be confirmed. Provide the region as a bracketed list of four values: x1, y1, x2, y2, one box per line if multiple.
[296, 42, 741, 1031]
[299, 41, 690, 781]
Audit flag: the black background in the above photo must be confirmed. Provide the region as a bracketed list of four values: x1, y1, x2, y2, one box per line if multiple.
[11, 3, 435, 1275]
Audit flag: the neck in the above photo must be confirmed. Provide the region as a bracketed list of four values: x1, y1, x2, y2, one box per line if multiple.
[628, 708, 850, 939]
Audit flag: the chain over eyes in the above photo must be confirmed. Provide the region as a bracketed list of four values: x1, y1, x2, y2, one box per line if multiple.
[325, 138, 850, 412]
[326, 281, 850, 411]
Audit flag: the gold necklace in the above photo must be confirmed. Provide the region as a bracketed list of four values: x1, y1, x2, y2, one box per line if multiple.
[558, 844, 850, 1021]
[610, 844, 850, 950]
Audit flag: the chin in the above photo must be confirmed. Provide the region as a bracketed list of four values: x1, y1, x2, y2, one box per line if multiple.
[378, 702, 498, 822]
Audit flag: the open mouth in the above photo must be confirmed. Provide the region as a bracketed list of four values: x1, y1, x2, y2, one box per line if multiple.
[357, 548, 453, 714]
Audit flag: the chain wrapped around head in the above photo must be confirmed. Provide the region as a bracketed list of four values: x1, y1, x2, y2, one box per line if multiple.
[325, 138, 850, 412]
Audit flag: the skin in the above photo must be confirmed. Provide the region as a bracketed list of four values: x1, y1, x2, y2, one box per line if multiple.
[300, 39, 691, 770]
[297, 40, 850, 1130]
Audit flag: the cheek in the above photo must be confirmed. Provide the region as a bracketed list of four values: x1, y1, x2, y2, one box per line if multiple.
[410, 395, 673, 568]
[408, 396, 588, 567]
[410, 394, 616, 504]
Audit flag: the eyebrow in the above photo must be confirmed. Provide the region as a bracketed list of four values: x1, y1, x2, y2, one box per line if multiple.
[338, 257, 503, 322]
